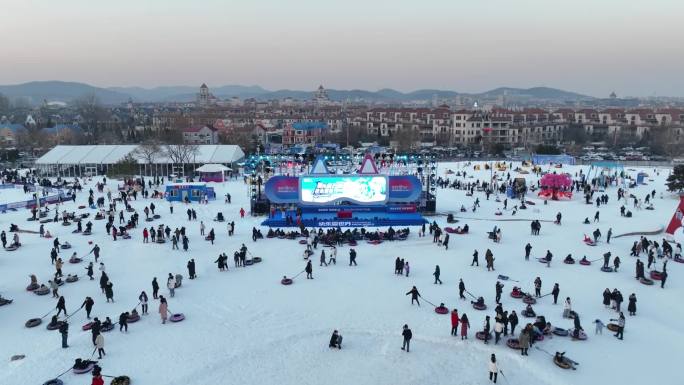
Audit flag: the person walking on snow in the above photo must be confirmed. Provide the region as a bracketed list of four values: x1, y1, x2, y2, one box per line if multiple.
[450, 309, 459, 336]
[488, 354, 499, 383]
[305, 260, 313, 279]
[401, 324, 412, 352]
[159, 296, 168, 324]
[406, 286, 421, 306]
[434, 265, 442, 284]
[95, 333, 105, 359]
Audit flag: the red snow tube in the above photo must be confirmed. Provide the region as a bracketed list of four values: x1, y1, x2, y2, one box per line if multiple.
[72, 363, 95, 374]
[46, 321, 64, 331]
[25, 318, 42, 328]
[570, 329, 587, 340]
[472, 303, 487, 311]
[579, 259, 591, 266]
[170, 313, 185, 322]
[650, 271, 663, 280]
[640, 277, 654, 285]
[607, 323, 620, 332]
[445, 227, 456, 234]
[82, 322, 94, 331]
[584, 241, 596, 246]
[522, 296, 536, 304]
[127, 314, 140, 323]
[281, 278, 293, 285]
[601, 266, 614, 272]
[434, 306, 448, 314]
[475, 331, 491, 340]
[506, 338, 521, 349]
[26, 283, 39, 291]
[510, 290, 523, 299]
[298, 240, 307, 245]
[366, 240, 383, 245]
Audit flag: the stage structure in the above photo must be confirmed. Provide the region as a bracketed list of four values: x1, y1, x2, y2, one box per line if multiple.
[261, 154, 427, 227]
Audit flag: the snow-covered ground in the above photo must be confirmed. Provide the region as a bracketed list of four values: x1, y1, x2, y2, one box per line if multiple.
[0, 161, 680, 385]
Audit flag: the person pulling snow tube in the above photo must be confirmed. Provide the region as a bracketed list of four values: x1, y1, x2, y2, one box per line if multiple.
[252, 257, 262, 263]
[42, 379, 64, 385]
[570, 329, 587, 340]
[170, 313, 185, 322]
[25, 318, 42, 328]
[26, 283, 39, 291]
[281, 277, 293, 285]
[475, 331, 491, 340]
[111, 376, 131, 385]
[600, 266, 614, 272]
[640, 277, 654, 285]
[66, 275, 79, 283]
[607, 323, 620, 332]
[522, 296, 536, 305]
[554, 355, 573, 369]
[650, 271, 664, 280]
[34, 286, 50, 296]
[506, 338, 521, 349]
[46, 321, 64, 331]
[510, 288, 523, 299]
[552, 327, 569, 337]
[434, 305, 449, 314]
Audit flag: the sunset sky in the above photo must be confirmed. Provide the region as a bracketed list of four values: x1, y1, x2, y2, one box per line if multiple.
[1, 0, 683, 96]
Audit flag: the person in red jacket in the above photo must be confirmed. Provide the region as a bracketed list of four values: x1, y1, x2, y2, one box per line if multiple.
[240, 207, 245, 218]
[460, 313, 470, 340]
[450, 309, 459, 336]
[142, 228, 149, 243]
[91, 374, 104, 385]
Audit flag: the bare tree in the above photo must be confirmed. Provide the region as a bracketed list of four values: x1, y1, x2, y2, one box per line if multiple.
[164, 144, 199, 176]
[133, 141, 163, 177]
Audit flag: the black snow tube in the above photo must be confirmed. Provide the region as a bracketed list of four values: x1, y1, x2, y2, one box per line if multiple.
[281, 278, 293, 285]
[34, 287, 50, 296]
[73, 363, 95, 374]
[66, 276, 79, 283]
[506, 338, 521, 349]
[475, 331, 491, 340]
[46, 321, 64, 330]
[111, 376, 131, 385]
[244, 260, 254, 266]
[25, 318, 42, 328]
[155, 239, 166, 244]
[554, 356, 573, 369]
[26, 283, 39, 291]
[563, 259, 576, 265]
[640, 277, 654, 285]
[0, 298, 13, 306]
[60, 244, 71, 249]
[42, 379, 64, 385]
[552, 327, 569, 337]
[101, 323, 115, 332]
[252, 257, 262, 263]
[5, 245, 19, 251]
[82, 231, 92, 236]
[522, 296, 536, 304]
[127, 314, 141, 323]
[61, 221, 71, 226]
[69, 258, 82, 264]
[153, 214, 161, 219]
[145, 218, 154, 222]
[521, 310, 536, 318]
[472, 303, 487, 311]
[601, 266, 614, 272]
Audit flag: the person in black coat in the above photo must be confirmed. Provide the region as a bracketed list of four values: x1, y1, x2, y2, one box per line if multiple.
[329, 330, 342, 349]
[81, 297, 94, 319]
[187, 259, 196, 279]
[349, 249, 357, 266]
[627, 293, 637, 316]
[406, 286, 421, 306]
[602, 288, 611, 308]
[105, 282, 114, 302]
[401, 324, 412, 352]
[118, 312, 128, 332]
[524, 243, 532, 260]
[508, 311, 519, 336]
[56, 296, 67, 316]
[459, 279, 466, 299]
[91, 318, 101, 345]
[59, 321, 69, 348]
[661, 271, 668, 288]
[305, 260, 313, 279]
[551, 283, 560, 305]
[495, 281, 504, 304]
[434, 266, 442, 285]
[573, 315, 583, 339]
[152, 277, 159, 299]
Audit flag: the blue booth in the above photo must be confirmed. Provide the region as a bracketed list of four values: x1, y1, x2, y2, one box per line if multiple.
[165, 183, 216, 202]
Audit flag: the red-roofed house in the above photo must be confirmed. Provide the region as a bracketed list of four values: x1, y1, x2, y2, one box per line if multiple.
[182, 125, 218, 144]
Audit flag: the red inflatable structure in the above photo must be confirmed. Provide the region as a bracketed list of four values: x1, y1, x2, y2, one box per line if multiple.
[665, 194, 684, 238]
[538, 173, 573, 200]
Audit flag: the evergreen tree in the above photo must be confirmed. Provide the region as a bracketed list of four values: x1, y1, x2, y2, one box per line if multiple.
[666, 165, 684, 192]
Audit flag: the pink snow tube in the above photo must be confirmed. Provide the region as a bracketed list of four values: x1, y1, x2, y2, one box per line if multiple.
[366, 240, 383, 245]
[650, 271, 663, 280]
[579, 259, 591, 266]
[281, 278, 293, 285]
[445, 227, 457, 234]
[298, 240, 307, 244]
[169, 313, 185, 322]
[434, 306, 448, 314]
[522, 296, 536, 305]
[472, 303, 487, 311]
[475, 331, 491, 340]
[570, 329, 587, 340]
[506, 338, 521, 349]
[127, 313, 140, 323]
[348, 240, 358, 246]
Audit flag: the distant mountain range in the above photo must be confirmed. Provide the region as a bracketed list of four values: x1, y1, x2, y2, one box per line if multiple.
[0, 81, 594, 106]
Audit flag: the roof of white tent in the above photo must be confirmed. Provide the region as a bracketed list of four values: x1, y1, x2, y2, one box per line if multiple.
[35, 145, 245, 165]
[196, 164, 230, 172]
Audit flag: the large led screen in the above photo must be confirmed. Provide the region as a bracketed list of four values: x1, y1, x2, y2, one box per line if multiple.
[300, 176, 388, 204]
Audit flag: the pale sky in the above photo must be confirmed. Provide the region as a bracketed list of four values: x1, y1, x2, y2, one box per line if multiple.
[1, 0, 683, 97]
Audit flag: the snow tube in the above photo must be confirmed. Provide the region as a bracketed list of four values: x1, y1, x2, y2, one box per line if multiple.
[0, 298, 13, 306]
[366, 240, 383, 245]
[60, 244, 71, 249]
[83, 231, 92, 236]
[472, 303, 487, 311]
[5, 245, 19, 251]
[42, 379, 63, 385]
[525, 200, 536, 205]
[26, 283, 39, 291]
[522, 296, 536, 304]
[298, 240, 307, 245]
[475, 331, 491, 340]
[153, 214, 161, 219]
[170, 313, 185, 322]
[111, 376, 131, 385]
[72, 229, 82, 234]
[563, 259, 576, 265]
[266, 235, 275, 239]
[650, 271, 663, 280]
[73, 363, 95, 374]
[69, 257, 82, 264]
[674, 257, 684, 263]
[155, 238, 166, 244]
[579, 259, 591, 266]
[521, 310, 536, 318]
[554, 356, 573, 369]
[245, 260, 254, 266]
[640, 277, 654, 286]
[78, 205, 86, 209]
[62, 221, 71, 226]
[34, 287, 50, 296]
[584, 240, 596, 246]
[66, 275, 79, 283]
[101, 323, 115, 332]
[570, 329, 587, 340]
[434, 306, 448, 314]
[46, 321, 64, 330]
[535, 334, 545, 341]
[252, 257, 262, 263]
[348, 240, 358, 246]
[82, 322, 94, 331]
[25, 318, 42, 328]
[506, 338, 521, 349]
[281, 278, 293, 285]
[510, 290, 523, 299]
[145, 218, 154, 222]
[537, 258, 548, 263]
[127, 314, 140, 323]
[607, 323, 620, 332]
[601, 266, 614, 272]
[552, 327, 569, 337]
[40, 219, 52, 224]
[27, 217, 37, 221]
[445, 227, 457, 234]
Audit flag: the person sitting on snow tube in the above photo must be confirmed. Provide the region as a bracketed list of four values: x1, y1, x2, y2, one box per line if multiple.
[329, 330, 342, 349]
[583, 218, 590, 224]
[580, 256, 589, 264]
[10, 223, 19, 232]
[564, 254, 575, 264]
[215, 212, 225, 222]
[460, 205, 467, 213]
[543, 322, 553, 335]
[72, 358, 96, 371]
[472, 297, 485, 307]
[524, 304, 536, 317]
[102, 317, 113, 329]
